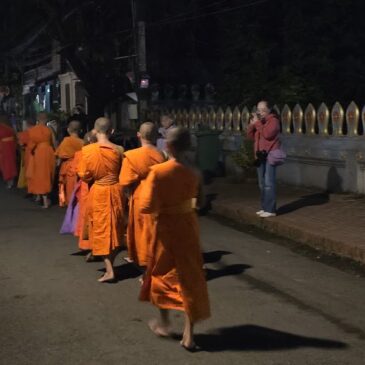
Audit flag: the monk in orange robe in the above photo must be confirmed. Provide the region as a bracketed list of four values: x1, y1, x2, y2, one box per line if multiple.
[78, 118, 124, 282]
[55, 121, 83, 206]
[119, 122, 165, 267]
[17, 118, 36, 189]
[73, 131, 97, 256]
[0, 115, 17, 188]
[26, 112, 56, 208]
[139, 127, 210, 350]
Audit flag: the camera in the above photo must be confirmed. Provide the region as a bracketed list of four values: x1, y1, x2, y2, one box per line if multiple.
[253, 150, 268, 167]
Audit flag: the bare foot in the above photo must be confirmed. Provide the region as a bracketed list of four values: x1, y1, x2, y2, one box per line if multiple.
[98, 272, 115, 283]
[148, 319, 172, 337]
[41, 199, 51, 209]
[180, 338, 197, 351]
[138, 276, 144, 285]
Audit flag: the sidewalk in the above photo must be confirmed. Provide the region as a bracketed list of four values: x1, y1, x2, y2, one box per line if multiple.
[206, 178, 365, 265]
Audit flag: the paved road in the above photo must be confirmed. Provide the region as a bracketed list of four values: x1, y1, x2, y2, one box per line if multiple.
[0, 186, 364, 365]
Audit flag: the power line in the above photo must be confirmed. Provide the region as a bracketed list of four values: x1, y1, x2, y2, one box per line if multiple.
[151, 0, 233, 23]
[4, 0, 270, 62]
[114, 0, 270, 35]
[147, 0, 270, 28]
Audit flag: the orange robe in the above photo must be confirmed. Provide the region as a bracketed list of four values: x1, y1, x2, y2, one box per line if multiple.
[17, 130, 30, 188]
[55, 136, 83, 206]
[26, 124, 55, 195]
[78, 143, 124, 256]
[139, 160, 210, 323]
[17, 130, 31, 169]
[119, 146, 165, 266]
[0, 123, 17, 182]
[73, 150, 91, 250]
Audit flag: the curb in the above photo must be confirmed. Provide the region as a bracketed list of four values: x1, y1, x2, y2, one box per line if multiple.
[211, 200, 365, 265]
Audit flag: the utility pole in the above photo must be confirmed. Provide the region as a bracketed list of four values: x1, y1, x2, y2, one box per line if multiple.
[137, 20, 148, 120]
[130, 0, 147, 123]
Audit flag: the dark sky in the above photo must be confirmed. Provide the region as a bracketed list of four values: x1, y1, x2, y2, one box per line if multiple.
[2, 0, 365, 105]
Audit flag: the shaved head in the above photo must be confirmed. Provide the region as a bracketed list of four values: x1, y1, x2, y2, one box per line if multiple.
[26, 118, 36, 126]
[68, 120, 81, 134]
[138, 122, 157, 143]
[37, 112, 48, 124]
[83, 130, 97, 145]
[166, 127, 191, 154]
[94, 117, 112, 134]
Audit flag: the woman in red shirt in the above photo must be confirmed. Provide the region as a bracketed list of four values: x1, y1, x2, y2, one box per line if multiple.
[247, 101, 281, 217]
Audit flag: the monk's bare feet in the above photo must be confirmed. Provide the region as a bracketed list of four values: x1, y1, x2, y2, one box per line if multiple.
[180, 338, 197, 351]
[41, 198, 51, 209]
[97, 272, 115, 283]
[148, 319, 172, 337]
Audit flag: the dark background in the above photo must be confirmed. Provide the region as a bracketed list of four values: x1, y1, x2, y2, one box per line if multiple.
[1, 0, 364, 111]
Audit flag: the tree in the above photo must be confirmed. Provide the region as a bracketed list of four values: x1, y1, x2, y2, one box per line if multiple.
[35, 0, 134, 119]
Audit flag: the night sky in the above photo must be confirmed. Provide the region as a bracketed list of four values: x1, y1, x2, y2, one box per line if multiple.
[1, 0, 365, 107]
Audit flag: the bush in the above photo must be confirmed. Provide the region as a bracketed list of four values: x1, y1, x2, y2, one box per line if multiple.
[231, 139, 255, 171]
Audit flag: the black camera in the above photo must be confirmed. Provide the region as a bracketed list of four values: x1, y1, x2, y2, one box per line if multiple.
[254, 150, 268, 167]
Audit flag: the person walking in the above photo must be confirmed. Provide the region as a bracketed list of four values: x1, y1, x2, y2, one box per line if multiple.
[139, 127, 210, 351]
[78, 118, 124, 282]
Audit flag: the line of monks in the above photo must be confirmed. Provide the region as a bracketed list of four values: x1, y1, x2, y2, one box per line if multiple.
[0, 112, 210, 351]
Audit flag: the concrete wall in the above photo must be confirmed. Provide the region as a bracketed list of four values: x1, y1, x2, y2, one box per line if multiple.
[277, 135, 365, 193]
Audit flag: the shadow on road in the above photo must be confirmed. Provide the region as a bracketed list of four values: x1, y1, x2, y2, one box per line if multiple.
[203, 250, 231, 264]
[70, 250, 89, 257]
[205, 264, 250, 281]
[277, 193, 329, 215]
[111, 263, 141, 282]
[195, 324, 347, 352]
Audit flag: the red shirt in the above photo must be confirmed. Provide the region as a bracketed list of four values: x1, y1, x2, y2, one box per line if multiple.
[247, 113, 281, 153]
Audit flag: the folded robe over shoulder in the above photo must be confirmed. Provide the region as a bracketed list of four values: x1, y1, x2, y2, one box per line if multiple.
[139, 159, 210, 323]
[119, 146, 165, 266]
[26, 124, 55, 195]
[0, 123, 17, 182]
[78, 143, 124, 256]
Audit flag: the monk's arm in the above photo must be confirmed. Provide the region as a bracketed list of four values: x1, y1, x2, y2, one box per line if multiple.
[77, 153, 93, 183]
[54, 141, 66, 166]
[119, 157, 140, 198]
[139, 170, 159, 214]
[28, 140, 37, 155]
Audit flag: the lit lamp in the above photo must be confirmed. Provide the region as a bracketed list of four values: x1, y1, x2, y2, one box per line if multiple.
[139, 73, 150, 89]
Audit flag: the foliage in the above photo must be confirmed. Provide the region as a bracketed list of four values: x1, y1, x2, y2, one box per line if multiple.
[48, 109, 69, 123]
[216, 0, 365, 107]
[231, 139, 255, 171]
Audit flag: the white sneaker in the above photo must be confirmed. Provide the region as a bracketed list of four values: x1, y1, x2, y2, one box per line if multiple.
[259, 212, 277, 218]
[256, 210, 264, 215]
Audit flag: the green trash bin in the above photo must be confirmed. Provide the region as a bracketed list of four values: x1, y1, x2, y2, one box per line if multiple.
[195, 130, 221, 173]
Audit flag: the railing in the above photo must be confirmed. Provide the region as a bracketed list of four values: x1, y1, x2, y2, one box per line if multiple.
[147, 101, 364, 136]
